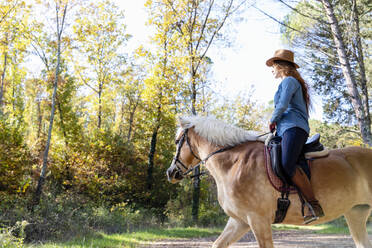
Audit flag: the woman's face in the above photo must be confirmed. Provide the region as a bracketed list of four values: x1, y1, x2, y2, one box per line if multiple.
[272, 65, 282, 79]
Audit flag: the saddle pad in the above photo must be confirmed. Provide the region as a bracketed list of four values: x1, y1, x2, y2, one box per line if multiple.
[264, 147, 298, 194]
[305, 148, 329, 159]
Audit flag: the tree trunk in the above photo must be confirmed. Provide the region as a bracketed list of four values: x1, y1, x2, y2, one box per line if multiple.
[147, 126, 158, 190]
[192, 168, 200, 222]
[34, 3, 67, 207]
[118, 98, 125, 136]
[191, 82, 197, 115]
[37, 100, 42, 138]
[34, 52, 60, 207]
[321, 0, 372, 146]
[12, 72, 15, 112]
[57, 99, 68, 147]
[147, 104, 161, 190]
[351, 0, 370, 130]
[127, 110, 135, 142]
[98, 82, 102, 129]
[190, 74, 200, 223]
[127, 99, 138, 142]
[0, 52, 8, 115]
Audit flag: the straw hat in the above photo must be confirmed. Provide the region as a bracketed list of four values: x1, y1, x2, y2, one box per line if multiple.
[266, 49, 299, 68]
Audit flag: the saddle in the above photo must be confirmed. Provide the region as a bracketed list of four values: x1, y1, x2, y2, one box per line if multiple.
[265, 133, 328, 223]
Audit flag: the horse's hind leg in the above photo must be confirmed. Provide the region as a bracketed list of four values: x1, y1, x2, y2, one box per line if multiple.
[344, 204, 372, 248]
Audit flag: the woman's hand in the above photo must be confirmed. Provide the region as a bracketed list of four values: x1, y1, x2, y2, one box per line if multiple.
[269, 122, 276, 133]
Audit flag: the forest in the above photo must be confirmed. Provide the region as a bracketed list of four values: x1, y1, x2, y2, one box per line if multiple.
[0, 0, 370, 246]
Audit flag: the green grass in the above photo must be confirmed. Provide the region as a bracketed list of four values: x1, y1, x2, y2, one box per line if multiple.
[274, 222, 372, 235]
[273, 223, 350, 234]
[26, 227, 222, 248]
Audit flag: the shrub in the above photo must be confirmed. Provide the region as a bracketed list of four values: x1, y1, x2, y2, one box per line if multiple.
[0, 120, 35, 194]
[0, 221, 28, 248]
[198, 204, 227, 227]
[0, 192, 164, 243]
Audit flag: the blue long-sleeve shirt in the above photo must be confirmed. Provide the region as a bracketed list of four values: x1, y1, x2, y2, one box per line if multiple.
[270, 76, 310, 136]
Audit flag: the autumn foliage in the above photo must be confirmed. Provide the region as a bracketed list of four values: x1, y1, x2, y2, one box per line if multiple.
[0, 0, 369, 244]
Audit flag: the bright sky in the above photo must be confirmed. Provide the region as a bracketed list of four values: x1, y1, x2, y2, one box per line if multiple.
[118, 0, 323, 120]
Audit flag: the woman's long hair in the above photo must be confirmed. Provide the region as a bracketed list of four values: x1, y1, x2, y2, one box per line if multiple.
[273, 60, 311, 112]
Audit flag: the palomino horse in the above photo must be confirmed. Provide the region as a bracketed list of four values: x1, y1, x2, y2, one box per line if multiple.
[166, 116, 372, 248]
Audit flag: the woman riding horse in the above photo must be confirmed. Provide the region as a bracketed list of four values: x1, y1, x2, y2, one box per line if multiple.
[266, 49, 324, 223]
[167, 49, 372, 247]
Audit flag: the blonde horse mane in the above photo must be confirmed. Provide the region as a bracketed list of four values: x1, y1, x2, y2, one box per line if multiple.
[178, 115, 267, 146]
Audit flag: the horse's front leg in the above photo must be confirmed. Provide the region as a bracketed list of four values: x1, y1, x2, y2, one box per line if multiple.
[212, 217, 250, 248]
[248, 213, 274, 248]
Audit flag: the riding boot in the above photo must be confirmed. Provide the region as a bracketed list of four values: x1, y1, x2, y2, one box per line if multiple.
[291, 167, 325, 224]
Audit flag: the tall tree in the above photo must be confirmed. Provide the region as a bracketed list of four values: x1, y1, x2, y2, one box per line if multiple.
[141, 1, 181, 191]
[73, 0, 130, 129]
[0, 0, 29, 116]
[320, 0, 371, 146]
[280, 0, 371, 145]
[34, 0, 69, 207]
[161, 0, 247, 222]
[113, 64, 143, 142]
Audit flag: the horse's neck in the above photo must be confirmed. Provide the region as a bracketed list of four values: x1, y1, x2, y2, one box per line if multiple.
[195, 135, 264, 186]
[192, 134, 235, 182]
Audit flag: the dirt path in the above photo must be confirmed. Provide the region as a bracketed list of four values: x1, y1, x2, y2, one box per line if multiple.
[139, 229, 367, 248]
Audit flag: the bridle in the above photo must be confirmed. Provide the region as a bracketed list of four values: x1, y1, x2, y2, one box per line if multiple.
[172, 128, 235, 178]
[172, 128, 202, 177]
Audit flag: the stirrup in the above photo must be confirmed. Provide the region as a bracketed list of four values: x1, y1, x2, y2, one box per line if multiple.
[303, 202, 319, 225]
[303, 215, 319, 224]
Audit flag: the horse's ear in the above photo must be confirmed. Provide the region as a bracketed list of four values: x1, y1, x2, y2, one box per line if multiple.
[178, 116, 193, 129]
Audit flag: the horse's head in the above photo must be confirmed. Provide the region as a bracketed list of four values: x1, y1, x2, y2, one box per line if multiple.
[167, 118, 201, 183]
[167, 115, 260, 183]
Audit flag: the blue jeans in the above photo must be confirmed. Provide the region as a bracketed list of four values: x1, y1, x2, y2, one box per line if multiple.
[281, 127, 308, 178]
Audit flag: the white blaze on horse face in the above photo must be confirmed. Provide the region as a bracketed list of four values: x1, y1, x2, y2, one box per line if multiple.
[175, 127, 183, 141]
[167, 156, 182, 183]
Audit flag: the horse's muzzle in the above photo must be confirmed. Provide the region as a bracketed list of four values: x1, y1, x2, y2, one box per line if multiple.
[166, 167, 183, 183]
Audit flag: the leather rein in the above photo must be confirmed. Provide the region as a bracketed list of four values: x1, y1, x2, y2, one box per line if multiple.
[172, 128, 235, 178]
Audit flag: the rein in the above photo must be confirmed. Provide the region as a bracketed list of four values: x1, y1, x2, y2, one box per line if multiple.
[173, 128, 235, 177]
[185, 145, 236, 178]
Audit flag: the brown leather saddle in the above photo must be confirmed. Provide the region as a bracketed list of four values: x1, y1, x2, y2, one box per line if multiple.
[268, 133, 324, 187]
[265, 133, 326, 223]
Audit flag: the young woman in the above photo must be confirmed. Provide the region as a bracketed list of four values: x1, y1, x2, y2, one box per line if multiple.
[266, 49, 324, 224]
